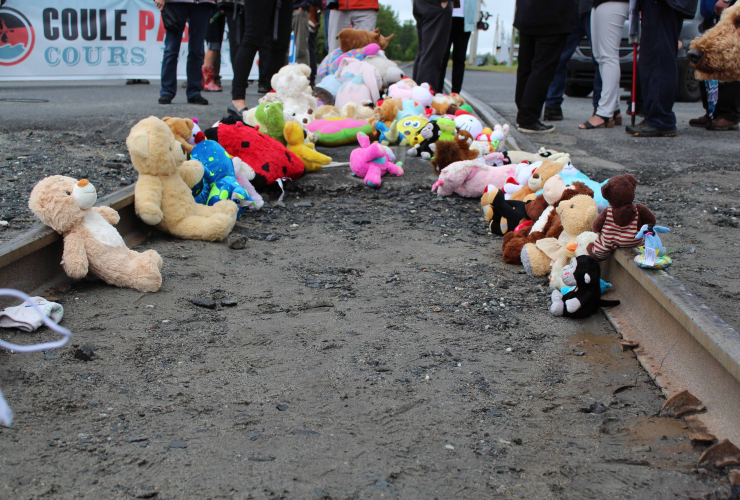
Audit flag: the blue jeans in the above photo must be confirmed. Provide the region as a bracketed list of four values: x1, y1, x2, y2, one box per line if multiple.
[160, 3, 213, 100]
[545, 12, 602, 110]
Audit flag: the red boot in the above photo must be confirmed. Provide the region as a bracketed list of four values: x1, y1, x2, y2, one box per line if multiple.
[202, 66, 222, 92]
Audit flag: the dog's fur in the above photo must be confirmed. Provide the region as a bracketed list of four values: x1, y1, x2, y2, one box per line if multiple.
[431, 130, 479, 175]
[690, 4, 740, 81]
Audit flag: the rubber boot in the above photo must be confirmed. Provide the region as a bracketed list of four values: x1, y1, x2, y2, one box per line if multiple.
[202, 66, 222, 92]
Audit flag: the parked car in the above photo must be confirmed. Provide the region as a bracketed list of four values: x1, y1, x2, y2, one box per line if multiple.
[565, 7, 702, 102]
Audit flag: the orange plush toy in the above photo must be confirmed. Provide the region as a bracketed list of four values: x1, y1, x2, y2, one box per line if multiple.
[336, 28, 394, 53]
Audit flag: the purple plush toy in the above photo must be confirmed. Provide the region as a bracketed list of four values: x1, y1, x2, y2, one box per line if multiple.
[349, 132, 404, 187]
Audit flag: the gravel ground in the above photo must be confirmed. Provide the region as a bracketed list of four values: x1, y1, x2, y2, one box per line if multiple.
[461, 70, 740, 332]
[0, 80, 732, 498]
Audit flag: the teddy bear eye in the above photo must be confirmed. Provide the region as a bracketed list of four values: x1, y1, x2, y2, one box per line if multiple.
[571, 204, 575, 208]
[65, 190, 71, 196]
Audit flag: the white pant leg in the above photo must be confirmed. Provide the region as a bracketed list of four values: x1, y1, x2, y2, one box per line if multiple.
[328, 10, 353, 52]
[591, 2, 628, 117]
[349, 9, 378, 31]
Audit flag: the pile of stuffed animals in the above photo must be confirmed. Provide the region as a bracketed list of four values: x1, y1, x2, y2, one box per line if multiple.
[22, 29, 671, 324]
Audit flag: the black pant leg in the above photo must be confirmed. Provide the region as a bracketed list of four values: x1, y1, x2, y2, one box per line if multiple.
[412, 1, 424, 82]
[516, 33, 567, 127]
[715, 81, 740, 123]
[231, 0, 276, 100]
[450, 18, 471, 93]
[309, 30, 317, 83]
[265, 1, 293, 85]
[515, 32, 536, 123]
[412, 0, 453, 91]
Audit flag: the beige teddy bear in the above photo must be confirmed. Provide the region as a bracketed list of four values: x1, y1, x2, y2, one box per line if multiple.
[127, 116, 238, 242]
[28, 176, 163, 292]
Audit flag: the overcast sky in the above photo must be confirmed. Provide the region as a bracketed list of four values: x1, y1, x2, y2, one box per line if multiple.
[381, 0, 517, 58]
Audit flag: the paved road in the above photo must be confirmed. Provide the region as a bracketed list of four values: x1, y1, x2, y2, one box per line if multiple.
[459, 69, 740, 332]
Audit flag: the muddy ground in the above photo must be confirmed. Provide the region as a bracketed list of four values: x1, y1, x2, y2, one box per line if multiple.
[0, 142, 731, 499]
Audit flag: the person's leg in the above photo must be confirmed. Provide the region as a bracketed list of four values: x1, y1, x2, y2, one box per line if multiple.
[515, 32, 536, 120]
[441, 19, 455, 93]
[592, 2, 628, 118]
[518, 34, 568, 127]
[308, 29, 317, 85]
[349, 9, 377, 31]
[265, 0, 293, 83]
[412, 0, 453, 90]
[292, 8, 310, 65]
[413, 0, 424, 82]
[545, 16, 586, 113]
[638, 0, 682, 131]
[328, 10, 352, 52]
[185, 4, 213, 100]
[258, 38, 272, 91]
[159, 4, 188, 99]
[450, 18, 471, 94]
[232, 0, 275, 105]
[713, 81, 740, 123]
[582, 11, 602, 108]
[324, 10, 330, 52]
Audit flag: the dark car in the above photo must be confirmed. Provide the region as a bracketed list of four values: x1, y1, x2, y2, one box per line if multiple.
[565, 7, 703, 102]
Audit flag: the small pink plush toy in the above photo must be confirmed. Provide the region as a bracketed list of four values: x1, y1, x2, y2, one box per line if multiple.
[350, 132, 404, 187]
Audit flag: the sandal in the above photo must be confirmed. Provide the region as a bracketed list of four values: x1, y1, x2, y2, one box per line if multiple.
[579, 115, 613, 130]
[613, 110, 622, 126]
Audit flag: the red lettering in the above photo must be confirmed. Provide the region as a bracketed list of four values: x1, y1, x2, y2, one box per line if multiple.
[139, 10, 154, 41]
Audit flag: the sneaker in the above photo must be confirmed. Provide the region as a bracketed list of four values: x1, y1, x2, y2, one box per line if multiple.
[188, 94, 209, 105]
[127, 79, 150, 85]
[543, 107, 563, 121]
[158, 95, 173, 105]
[625, 120, 677, 137]
[257, 84, 271, 94]
[688, 114, 711, 128]
[518, 121, 555, 134]
[707, 117, 739, 131]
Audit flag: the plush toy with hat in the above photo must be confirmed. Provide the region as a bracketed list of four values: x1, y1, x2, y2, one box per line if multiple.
[521, 194, 599, 278]
[587, 174, 655, 261]
[550, 256, 620, 318]
[284, 120, 332, 172]
[29, 176, 163, 292]
[350, 132, 404, 187]
[431, 160, 515, 198]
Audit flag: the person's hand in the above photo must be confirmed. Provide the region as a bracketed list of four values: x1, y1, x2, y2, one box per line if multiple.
[441, 1, 448, 7]
[155, 0, 165, 11]
[715, 0, 729, 15]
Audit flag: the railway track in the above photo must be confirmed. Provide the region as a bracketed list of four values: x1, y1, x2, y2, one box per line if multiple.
[1, 89, 739, 471]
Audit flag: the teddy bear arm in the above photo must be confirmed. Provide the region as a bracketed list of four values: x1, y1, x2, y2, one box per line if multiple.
[592, 210, 607, 233]
[92, 206, 120, 225]
[134, 176, 164, 226]
[565, 297, 582, 314]
[636, 204, 656, 227]
[178, 160, 205, 189]
[62, 233, 89, 280]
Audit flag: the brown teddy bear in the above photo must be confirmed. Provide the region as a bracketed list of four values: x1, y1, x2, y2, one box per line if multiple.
[162, 117, 195, 154]
[336, 28, 394, 53]
[521, 194, 599, 278]
[502, 181, 594, 265]
[431, 130, 479, 175]
[508, 160, 564, 201]
[588, 173, 655, 260]
[28, 176, 163, 292]
[127, 116, 238, 242]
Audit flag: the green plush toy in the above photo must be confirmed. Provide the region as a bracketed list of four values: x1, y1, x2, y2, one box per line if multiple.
[436, 117, 456, 142]
[459, 104, 474, 114]
[254, 102, 287, 145]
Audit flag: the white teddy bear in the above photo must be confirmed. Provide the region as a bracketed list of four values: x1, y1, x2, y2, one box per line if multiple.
[271, 64, 317, 125]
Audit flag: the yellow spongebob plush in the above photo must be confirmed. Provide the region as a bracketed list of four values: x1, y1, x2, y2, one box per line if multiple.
[284, 121, 332, 172]
[397, 115, 428, 147]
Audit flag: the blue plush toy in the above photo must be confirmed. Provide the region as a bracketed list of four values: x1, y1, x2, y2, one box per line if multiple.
[190, 140, 255, 217]
[396, 99, 426, 120]
[634, 224, 672, 269]
[537, 163, 609, 211]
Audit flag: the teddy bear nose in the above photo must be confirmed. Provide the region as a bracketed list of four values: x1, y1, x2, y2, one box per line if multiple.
[78, 179, 89, 187]
[688, 49, 703, 64]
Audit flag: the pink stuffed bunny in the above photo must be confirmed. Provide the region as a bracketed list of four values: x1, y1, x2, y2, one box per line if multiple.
[431, 160, 515, 198]
[350, 132, 404, 187]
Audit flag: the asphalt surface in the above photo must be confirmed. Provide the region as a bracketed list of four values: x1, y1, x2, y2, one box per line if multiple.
[0, 77, 734, 499]
[459, 69, 740, 333]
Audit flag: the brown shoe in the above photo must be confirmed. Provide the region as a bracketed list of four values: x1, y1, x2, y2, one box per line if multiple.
[688, 114, 711, 128]
[707, 117, 739, 131]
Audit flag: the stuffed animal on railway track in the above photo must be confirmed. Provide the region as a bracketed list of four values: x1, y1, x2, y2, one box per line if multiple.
[550, 256, 620, 319]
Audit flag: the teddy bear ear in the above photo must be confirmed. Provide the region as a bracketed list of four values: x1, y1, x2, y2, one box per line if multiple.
[584, 273, 591, 284]
[128, 132, 150, 159]
[162, 117, 171, 122]
[185, 118, 194, 128]
[625, 174, 638, 188]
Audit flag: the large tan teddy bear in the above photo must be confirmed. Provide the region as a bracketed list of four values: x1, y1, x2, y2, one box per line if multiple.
[520, 194, 598, 279]
[127, 117, 238, 242]
[28, 176, 163, 292]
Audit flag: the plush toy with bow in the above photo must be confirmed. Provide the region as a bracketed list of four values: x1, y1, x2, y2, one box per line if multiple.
[350, 132, 404, 187]
[550, 256, 620, 318]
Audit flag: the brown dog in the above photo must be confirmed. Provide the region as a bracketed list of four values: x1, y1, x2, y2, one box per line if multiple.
[689, 4, 740, 81]
[336, 28, 394, 53]
[431, 130, 479, 176]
